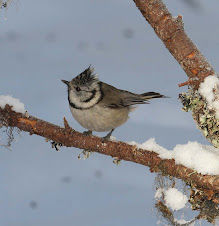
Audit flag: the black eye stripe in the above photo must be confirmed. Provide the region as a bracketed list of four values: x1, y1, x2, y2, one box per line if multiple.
[82, 90, 97, 103]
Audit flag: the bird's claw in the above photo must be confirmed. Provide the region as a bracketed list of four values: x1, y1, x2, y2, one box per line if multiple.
[101, 129, 114, 142]
[83, 130, 92, 136]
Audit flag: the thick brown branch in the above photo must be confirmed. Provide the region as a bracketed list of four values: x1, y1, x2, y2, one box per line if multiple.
[133, 0, 219, 148]
[133, 0, 216, 89]
[1, 105, 219, 192]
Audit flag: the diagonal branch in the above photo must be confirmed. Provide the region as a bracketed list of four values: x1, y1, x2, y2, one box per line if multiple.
[133, 0, 219, 148]
[1, 105, 219, 192]
[133, 0, 215, 89]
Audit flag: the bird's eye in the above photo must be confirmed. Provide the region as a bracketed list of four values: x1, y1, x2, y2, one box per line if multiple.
[75, 87, 81, 92]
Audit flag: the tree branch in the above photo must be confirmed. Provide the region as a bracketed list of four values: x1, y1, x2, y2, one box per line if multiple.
[1, 105, 218, 192]
[133, 0, 215, 89]
[133, 0, 219, 148]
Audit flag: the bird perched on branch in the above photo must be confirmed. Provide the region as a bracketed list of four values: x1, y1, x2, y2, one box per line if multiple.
[62, 66, 166, 140]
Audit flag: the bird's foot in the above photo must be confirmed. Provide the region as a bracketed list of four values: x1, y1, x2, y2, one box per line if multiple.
[83, 130, 92, 136]
[101, 129, 114, 141]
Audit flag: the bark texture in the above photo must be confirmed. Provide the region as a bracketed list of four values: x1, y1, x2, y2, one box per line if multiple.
[133, 0, 219, 148]
[1, 105, 219, 192]
[133, 0, 215, 89]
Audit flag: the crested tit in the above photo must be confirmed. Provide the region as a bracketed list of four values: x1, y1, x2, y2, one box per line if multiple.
[62, 66, 166, 140]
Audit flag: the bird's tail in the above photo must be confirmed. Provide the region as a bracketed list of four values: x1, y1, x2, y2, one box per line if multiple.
[140, 92, 167, 100]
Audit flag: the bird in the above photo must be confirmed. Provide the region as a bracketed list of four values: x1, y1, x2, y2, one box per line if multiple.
[62, 66, 166, 140]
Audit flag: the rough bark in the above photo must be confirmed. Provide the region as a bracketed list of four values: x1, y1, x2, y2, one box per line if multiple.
[133, 0, 219, 148]
[1, 105, 218, 192]
[133, 0, 215, 89]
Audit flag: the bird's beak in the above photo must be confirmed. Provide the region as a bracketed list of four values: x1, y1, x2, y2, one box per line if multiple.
[61, 80, 69, 86]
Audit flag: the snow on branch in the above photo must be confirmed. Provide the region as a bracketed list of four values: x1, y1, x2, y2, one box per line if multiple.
[0, 95, 26, 114]
[133, 0, 219, 148]
[0, 103, 218, 192]
[199, 75, 219, 119]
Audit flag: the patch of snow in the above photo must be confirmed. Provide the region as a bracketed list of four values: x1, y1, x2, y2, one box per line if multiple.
[127, 138, 219, 175]
[109, 136, 117, 141]
[126, 141, 138, 146]
[173, 141, 219, 175]
[154, 188, 163, 199]
[0, 95, 26, 114]
[139, 138, 173, 159]
[175, 219, 195, 226]
[164, 188, 188, 211]
[127, 138, 172, 159]
[199, 75, 219, 119]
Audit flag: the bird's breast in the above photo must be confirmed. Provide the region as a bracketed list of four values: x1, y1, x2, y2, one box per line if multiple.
[70, 104, 129, 132]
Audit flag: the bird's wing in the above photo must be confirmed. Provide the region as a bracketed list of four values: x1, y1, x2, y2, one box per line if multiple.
[100, 83, 148, 108]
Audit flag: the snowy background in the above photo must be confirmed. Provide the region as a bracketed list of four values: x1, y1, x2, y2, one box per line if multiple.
[0, 0, 219, 225]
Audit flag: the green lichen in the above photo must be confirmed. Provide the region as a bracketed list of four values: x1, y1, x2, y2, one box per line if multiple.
[113, 158, 121, 165]
[78, 149, 93, 160]
[179, 89, 219, 148]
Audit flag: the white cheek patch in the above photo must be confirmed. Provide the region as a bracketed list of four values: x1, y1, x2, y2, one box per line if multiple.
[69, 90, 101, 109]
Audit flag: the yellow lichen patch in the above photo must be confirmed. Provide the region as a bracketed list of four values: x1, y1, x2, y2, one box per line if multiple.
[18, 118, 37, 130]
[177, 14, 182, 19]
[187, 52, 195, 58]
[191, 69, 198, 75]
[162, 15, 169, 21]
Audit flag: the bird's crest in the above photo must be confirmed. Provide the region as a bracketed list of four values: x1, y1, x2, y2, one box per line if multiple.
[73, 65, 99, 86]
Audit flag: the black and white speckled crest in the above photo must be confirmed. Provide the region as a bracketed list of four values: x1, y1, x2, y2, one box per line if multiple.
[73, 66, 99, 86]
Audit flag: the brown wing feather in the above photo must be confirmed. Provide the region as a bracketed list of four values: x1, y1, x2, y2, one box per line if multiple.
[100, 83, 150, 108]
